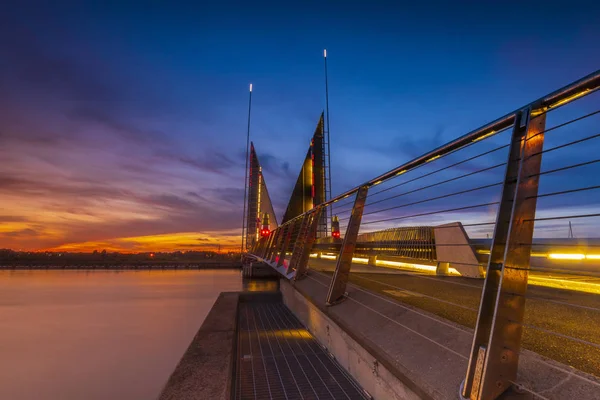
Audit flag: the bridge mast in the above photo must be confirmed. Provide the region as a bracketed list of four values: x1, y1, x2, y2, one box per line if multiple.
[241, 83, 253, 253]
[324, 49, 332, 235]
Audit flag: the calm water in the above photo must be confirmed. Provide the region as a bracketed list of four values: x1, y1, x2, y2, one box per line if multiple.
[0, 269, 242, 400]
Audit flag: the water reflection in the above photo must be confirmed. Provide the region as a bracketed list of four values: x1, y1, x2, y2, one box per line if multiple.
[0, 269, 242, 400]
[242, 278, 279, 292]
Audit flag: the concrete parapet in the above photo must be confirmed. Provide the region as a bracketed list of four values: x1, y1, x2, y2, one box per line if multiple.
[158, 292, 239, 400]
[434, 222, 483, 278]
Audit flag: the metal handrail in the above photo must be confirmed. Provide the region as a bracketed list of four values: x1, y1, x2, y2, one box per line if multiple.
[308, 69, 600, 210]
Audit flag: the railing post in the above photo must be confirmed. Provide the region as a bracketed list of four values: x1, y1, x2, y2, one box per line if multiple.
[277, 219, 296, 267]
[292, 207, 323, 280]
[326, 186, 369, 305]
[254, 235, 266, 256]
[462, 109, 546, 400]
[262, 231, 275, 259]
[288, 213, 312, 272]
[271, 224, 288, 263]
[267, 228, 282, 262]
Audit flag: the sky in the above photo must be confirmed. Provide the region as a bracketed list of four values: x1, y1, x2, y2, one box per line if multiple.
[1, 1, 600, 252]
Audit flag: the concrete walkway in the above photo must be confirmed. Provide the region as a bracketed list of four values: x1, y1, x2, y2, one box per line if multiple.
[291, 269, 600, 399]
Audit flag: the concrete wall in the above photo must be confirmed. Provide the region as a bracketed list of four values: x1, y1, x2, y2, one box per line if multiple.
[434, 222, 483, 278]
[281, 280, 424, 400]
[158, 292, 239, 400]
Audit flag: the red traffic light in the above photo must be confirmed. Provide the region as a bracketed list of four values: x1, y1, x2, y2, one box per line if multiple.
[260, 228, 270, 237]
[332, 231, 340, 238]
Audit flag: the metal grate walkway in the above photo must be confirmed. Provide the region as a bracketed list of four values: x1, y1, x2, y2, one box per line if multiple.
[235, 300, 369, 400]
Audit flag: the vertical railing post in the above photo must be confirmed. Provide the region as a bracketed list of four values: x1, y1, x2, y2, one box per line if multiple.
[293, 207, 323, 280]
[462, 109, 546, 400]
[271, 224, 289, 263]
[326, 186, 369, 305]
[288, 212, 312, 272]
[262, 231, 275, 259]
[267, 228, 283, 262]
[277, 219, 296, 267]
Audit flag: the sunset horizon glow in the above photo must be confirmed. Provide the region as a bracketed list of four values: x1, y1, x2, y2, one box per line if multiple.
[2, 3, 599, 252]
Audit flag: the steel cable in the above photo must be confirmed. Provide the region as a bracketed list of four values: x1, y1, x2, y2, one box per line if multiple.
[369, 143, 510, 198]
[351, 182, 503, 220]
[526, 108, 600, 143]
[363, 163, 506, 210]
[361, 202, 500, 226]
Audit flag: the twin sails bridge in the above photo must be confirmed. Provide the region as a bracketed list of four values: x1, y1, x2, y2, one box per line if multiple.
[155, 70, 600, 400]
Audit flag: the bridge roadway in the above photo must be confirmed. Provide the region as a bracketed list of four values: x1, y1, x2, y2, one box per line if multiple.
[304, 258, 600, 379]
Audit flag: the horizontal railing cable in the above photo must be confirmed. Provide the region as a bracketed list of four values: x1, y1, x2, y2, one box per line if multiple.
[353, 221, 497, 235]
[361, 202, 500, 226]
[527, 185, 600, 200]
[530, 158, 600, 178]
[355, 182, 503, 219]
[526, 243, 600, 248]
[528, 132, 600, 159]
[364, 163, 507, 209]
[505, 265, 600, 279]
[526, 108, 600, 143]
[525, 213, 600, 222]
[369, 143, 510, 198]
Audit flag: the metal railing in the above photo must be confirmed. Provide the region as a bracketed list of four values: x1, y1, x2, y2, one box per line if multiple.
[248, 69, 600, 399]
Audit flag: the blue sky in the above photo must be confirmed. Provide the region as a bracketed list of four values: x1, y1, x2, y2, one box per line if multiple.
[1, 1, 599, 250]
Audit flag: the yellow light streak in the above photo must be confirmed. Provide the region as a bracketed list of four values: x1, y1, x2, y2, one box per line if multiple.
[321, 254, 337, 260]
[426, 155, 441, 163]
[352, 257, 369, 264]
[548, 253, 585, 260]
[395, 170, 407, 176]
[376, 259, 460, 275]
[548, 89, 590, 109]
[472, 130, 496, 143]
[586, 254, 600, 260]
[528, 275, 600, 295]
[372, 180, 383, 186]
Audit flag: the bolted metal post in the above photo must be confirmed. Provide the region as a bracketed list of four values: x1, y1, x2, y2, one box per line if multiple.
[293, 207, 323, 280]
[326, 186, 369, 305]
[462, 109, 546, 400]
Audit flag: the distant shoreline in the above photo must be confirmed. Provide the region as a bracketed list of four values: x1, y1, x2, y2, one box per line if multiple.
[0, 263, 241, 270]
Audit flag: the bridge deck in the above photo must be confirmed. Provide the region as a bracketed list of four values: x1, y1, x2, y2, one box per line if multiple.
[235, 299, 368, 400]
[307, 258, 600, 379]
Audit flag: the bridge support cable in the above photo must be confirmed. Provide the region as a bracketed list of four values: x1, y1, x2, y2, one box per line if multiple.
[326, 185, 369, 305]
[463, 109, 547, 400]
